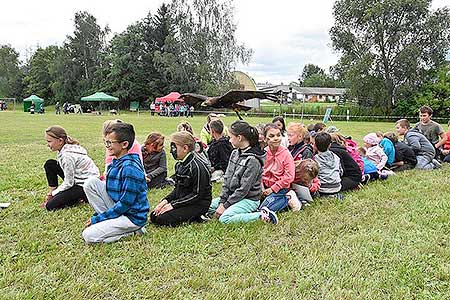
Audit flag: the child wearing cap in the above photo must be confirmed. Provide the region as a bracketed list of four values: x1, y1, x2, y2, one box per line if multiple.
[363, 133, 388, 170]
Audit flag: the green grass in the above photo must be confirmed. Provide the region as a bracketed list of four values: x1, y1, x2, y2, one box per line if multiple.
[1, 111, 450, 299]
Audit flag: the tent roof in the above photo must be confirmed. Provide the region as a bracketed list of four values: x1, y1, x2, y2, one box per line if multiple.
[23, 94, 44, 102]
[155, 92, 183, 103]
[81, 92, 118, 102]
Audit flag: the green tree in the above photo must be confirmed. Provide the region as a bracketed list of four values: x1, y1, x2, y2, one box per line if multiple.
[106, 22, 151, 108]
[160, 0, 252, 95]
[330, 0, 450, 111]
[299, 63, 344, 88]
[395, 64, 450, 117]
[53, 11, 110, 103]
[23, 46, 61, 103]
[0, 45, 23, 98]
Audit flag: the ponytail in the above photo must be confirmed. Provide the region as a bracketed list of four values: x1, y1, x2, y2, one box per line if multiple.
[45, 126, 79, 145]
[230, 120, 259, 147]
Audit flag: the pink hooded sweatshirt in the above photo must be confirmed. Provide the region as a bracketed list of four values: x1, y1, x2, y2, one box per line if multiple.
[262, 145, 295, 193]
[105, 139, 143, 168]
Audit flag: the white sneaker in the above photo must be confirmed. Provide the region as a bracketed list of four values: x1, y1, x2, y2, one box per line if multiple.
[287, 190, 302, 212]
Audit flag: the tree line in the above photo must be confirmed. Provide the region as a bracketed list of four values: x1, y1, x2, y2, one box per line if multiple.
[1, 0, 450, 115]
[0, 0, 250, 108]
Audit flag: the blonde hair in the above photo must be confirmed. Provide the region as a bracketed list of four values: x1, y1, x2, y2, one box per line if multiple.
[145, 132, 164, 146]
[45, 126, 79, 145]
[102, 119, 123, 136]
[171, 131, 196, 151]
[287, 122, 307, 138]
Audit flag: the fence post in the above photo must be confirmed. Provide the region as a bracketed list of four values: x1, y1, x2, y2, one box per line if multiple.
[346, 109, 349, 122]
[292, 109, 295, 119]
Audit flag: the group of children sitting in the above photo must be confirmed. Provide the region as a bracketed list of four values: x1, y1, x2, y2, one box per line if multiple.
[41, 105, 449, 243]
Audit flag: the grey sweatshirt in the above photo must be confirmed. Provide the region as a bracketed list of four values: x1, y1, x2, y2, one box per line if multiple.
[219, 146, 266, 209]
[404, 129, 435, 159]
[314, 150, 342, 194]
[52, 144, 100, 196]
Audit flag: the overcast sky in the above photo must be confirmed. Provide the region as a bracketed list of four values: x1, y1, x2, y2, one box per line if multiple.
[1, 0, 448, 85]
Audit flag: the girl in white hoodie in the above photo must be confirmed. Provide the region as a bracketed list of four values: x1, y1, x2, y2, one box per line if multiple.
[43, 126, 99, 210]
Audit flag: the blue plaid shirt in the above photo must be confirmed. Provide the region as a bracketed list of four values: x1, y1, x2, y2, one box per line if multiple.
[91, 153, 149, 227]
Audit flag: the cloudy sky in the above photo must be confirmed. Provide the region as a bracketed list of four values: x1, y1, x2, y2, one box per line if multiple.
[0, 0, 448, 85]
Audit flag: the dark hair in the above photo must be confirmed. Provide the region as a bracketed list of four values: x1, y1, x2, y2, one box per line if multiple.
[209, 119, 224, 134]
[313, 122, 326, 132]
[272, 116, 286, 133]
[384, 132, 398, 144]
[104, 122, 135, 150]
[396, 119, 410, 129]
[314, 132, 332, 152]
[264, 123, 280, 137]
[419, 105, 433, 116]
[230, 120, 259, 147]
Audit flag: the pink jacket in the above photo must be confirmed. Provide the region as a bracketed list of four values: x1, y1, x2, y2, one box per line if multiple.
[105, 139, 144, 168]
[263, 145, 295, 193]
[345, 139, 365, 174]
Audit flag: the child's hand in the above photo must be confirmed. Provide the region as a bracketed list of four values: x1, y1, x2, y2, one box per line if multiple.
[442, 149, 450, 155]
[215, 204, 225, 218]
[45, 192, 53, 202]
[145, 176, 151, 182]
[154, 200, 168, 215]
[159, 204, 173, 215]
[85, 219, 92, 228]
[262, 188, 273, 196]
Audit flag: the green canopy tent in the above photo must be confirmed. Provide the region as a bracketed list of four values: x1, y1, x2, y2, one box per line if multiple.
[80, 92, 119, 112]
[23, 95, 44, 112]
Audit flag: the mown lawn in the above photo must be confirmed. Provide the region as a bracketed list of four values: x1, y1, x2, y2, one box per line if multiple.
[1, 111, 450, 300]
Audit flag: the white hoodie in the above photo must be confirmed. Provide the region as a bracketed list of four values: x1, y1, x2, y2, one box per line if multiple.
[52, 144, 100, 196]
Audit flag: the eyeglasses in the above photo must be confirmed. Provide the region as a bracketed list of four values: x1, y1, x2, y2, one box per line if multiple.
[103, 139, 123, 147]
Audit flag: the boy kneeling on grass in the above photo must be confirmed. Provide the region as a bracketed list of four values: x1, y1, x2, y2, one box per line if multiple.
[396, 119, 441, 170]
[82, 122, 149, 243]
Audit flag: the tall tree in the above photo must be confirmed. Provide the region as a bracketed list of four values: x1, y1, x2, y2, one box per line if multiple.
[330, 0, 450, 111]
[53, 11, 110, 103]
[23, 46, 61, 102]
[0, 45, 23, 98]
[158, 0, 252, 95]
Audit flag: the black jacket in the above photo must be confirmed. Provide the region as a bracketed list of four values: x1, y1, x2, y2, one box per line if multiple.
[394, 141, 417, 166]
[207, 136, 233, 172]
[288, 141, 313, 161]
[330, 142, 362, 181]
[164, 152, 212, 208]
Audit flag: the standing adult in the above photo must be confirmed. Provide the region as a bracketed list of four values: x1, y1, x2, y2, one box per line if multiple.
[55, 101, 61, 114]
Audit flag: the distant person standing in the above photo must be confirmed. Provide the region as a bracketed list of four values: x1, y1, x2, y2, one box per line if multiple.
[55, 101, 61, 114]
[29, 102, 35, 114]
[63, 102, 69, 114]
[150, 102, 155, 116]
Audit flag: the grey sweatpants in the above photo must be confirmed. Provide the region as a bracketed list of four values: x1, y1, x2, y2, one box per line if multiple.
[82, 177, 141, 243]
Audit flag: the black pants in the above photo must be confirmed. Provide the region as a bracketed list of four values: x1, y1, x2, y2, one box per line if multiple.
[150, 203, 209, 227]
[340, 176, 361, 192]
[44, 159, 87, 211]
[147, 172, 167, 189]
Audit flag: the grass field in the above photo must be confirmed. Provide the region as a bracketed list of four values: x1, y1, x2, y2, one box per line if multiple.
[1, 111, 450, 299]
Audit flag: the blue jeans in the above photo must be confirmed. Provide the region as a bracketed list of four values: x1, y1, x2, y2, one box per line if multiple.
[259, 188, 288, 212]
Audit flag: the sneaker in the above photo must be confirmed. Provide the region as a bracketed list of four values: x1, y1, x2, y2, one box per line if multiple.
[200, 213, 212, 222]
[260, 207, 278, 225]
[135, 227, 147, 236]
[165, 177, 176, 186]
[287, 190, 302, 212]
[361, 174, 371, 185]
[432, 159, 442, 169]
